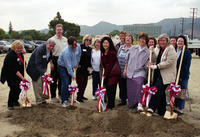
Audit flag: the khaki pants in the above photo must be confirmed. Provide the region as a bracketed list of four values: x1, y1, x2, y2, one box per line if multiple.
[32, 76, 48, 104]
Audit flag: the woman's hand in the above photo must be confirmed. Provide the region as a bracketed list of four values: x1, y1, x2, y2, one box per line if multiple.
[147, 61, 153, 68]
[123, 70, 127, 78]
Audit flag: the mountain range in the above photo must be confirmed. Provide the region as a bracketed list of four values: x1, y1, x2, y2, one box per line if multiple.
[80, 18, 200, 39]
[38, 18, 200, 39]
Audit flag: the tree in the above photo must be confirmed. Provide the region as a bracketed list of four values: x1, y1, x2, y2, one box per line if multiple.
[48, 12, 80, 38]
[0, 28, 8, 40]
[10, 31, 20, 39]
[20, 29, 41, 40]
[8, 21, 13, 34]
[110, 30, 120, 36]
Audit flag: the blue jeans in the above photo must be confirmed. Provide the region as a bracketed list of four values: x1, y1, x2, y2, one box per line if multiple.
[92, 71, 101, 96]
[58, 65, 72, 103]
[175, 79, 188, 110]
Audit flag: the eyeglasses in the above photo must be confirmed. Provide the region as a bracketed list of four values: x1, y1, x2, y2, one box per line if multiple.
[86, 39, 92, 42]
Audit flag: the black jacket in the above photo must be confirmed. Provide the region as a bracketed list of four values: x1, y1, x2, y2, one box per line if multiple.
[77, 43, 92, 75]
[0, 50, 24, 85]
[177, 49, 191, 80]
[26, 44, 52, 81]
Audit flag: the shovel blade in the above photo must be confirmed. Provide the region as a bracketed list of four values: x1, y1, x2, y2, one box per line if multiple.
[164, 111, 178, 119]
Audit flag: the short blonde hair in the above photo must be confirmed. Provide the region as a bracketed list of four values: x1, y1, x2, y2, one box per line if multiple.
[82, 34, 92, 43]
[158, 33, 170, 46]
[11, 40, 24, 51]
[93, 39, 101, 48]
[55, 24, 63, 29]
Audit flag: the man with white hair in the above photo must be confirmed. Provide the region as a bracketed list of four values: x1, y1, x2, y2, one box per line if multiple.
[27, 39, 56, 104]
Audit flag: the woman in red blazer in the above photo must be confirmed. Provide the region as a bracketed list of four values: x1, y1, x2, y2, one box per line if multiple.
[101, 36, 120, 109]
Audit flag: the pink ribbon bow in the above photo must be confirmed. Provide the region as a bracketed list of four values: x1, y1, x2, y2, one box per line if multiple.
[95, 87, 107, 112]
[42, 73, 54, 97]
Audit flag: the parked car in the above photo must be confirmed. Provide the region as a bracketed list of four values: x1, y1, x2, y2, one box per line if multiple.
[0, 41, 11, 52]
[0, 43, 4, 53]
[20, 40, 35, 53]
[33, 40, 46, 47]
[30, 41, 40, 49]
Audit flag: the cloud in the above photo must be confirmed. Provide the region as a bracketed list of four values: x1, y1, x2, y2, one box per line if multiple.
[0, 0, 199, 31]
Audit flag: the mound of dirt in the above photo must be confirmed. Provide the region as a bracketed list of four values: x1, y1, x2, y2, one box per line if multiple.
[1, 103, 200, 137]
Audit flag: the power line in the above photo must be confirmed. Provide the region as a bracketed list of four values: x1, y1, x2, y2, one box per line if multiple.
[180, 17, 184, 35]
[190, 8, 198, 39]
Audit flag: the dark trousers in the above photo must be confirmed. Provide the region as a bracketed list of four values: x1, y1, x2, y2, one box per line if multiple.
[7, 82, 21, 107]
[50, 56, 61, 98]
[105, 82, 117, 109]
[76, 73, 88, 100]
[118, 77, 127, 103]
[149, 76, 168, 116]
[92, 71, 101, 96]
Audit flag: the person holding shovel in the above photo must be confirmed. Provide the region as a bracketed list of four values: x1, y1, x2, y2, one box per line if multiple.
[57, 36, 81, 107]
[101, 36, 120, 110]
[0, 40, 26, 110]
[148, 34, 177, 116]
[27, 39, 56, 105]
[174, 35, 191, 115]
[124, 33, 149, 112]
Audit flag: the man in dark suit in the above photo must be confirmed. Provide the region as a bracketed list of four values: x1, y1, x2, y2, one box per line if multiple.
[27, 38, 55, 104]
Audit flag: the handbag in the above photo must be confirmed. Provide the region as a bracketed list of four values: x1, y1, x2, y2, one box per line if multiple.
[176, 89, 186, 100]
[110, 60, 121, 76]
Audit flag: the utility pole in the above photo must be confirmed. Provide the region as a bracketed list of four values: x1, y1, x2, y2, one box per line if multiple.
[173, 25, 176, 36]
[180, 18, 184, 35]
[190, 8, 198, 40]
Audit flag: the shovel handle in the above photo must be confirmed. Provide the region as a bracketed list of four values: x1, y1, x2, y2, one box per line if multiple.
[147, 49, 153, 86]
[175, 45, 186, 85]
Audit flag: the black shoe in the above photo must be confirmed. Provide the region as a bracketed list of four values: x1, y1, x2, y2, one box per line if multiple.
[8, 106, 14, 110]
[176, 111, 183, 116]
[131, 108, 138, 113]
[118, 102, 127, 106]
[82, 97, 88, 100]
[42, 100, 47, 104]
[77, 98, 84, 103]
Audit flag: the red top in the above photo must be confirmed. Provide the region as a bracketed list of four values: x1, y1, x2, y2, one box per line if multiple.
[101, 50, 120, 85]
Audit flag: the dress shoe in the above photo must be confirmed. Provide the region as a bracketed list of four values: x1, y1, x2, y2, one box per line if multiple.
[82, 97, 88, 100]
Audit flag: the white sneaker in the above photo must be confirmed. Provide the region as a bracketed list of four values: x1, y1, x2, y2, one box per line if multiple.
[92, 96, 96, 100]
[62, 100, 68, 107]
[137, 103, 144, 112]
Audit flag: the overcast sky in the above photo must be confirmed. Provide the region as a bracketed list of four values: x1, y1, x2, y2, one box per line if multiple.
[0, 0, 199, 31]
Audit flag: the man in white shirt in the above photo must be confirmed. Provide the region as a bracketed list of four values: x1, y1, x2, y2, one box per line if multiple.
[50, 24, 68, 103]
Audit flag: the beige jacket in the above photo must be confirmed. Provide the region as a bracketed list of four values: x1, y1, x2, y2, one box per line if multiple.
[152, 45, 177, 85]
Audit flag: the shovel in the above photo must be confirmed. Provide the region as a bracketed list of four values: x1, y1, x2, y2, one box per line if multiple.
[20, 58, 32, 108]
[164, 45, 186, 119]
[139, 49, 156, 116]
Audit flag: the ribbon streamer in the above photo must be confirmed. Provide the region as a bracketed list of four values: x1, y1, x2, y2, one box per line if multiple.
[95, 87, 107, 112]
[139, 84, 157, 108]
[168, 82, 181, 111]
[42, 73, 54, 97]
[68, 85, 79, 105]
[19, 79, 31, 103]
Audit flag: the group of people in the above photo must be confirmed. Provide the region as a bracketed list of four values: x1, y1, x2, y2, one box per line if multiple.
[0, 24, 191, 117]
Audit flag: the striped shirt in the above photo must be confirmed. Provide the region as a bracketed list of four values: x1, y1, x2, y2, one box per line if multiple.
[125, 44, 149, 79]
[117, 44, 131, 77]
